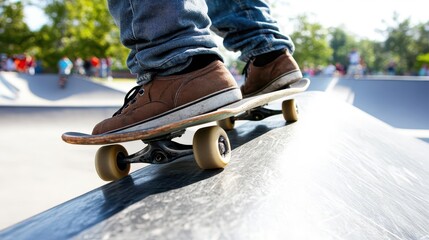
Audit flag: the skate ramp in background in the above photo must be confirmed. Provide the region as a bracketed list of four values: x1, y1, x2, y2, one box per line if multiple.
[1, 92, 428, 239]
[0, 72, 125, 107]
[308, 76, 429, 141]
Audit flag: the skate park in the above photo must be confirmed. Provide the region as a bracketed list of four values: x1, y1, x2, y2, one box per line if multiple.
[0, 72, 428, 239]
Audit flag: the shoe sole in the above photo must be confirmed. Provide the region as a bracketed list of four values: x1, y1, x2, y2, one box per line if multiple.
[243, 70, 303, 98]
[115, 87, 243, 133]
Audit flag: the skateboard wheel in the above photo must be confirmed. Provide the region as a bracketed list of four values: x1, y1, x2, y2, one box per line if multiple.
[217, 117, 235, 131]
[95, 144, 130, 181]
[193, 126, 231, 169]
[282, 99, 299, 122]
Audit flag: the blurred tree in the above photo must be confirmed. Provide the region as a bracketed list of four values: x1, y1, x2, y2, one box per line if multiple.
[0, 1, 34, 54]
[413, 21, 429, 69]
[328, 27, 350, 66]
[369, 41, 386, 74]
[290, 15, 333, 69]
[30, 0, 128, 72]
[4, 2, 428, 75]
[355, 39, 378, 74]
[328, 27, 364, 68]
[414, 22, 429, 54]
[417, 53, 429, 64]
[383, 14, 417, 74]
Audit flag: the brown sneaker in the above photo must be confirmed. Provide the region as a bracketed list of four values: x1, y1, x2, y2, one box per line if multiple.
[240, 49, 302, 98]
[92, 60, 242, 135]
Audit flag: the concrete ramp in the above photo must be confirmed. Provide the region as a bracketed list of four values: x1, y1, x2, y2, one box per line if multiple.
[0, 72, 125, 107]
[308, 76, 429, 142]
[330, 78, 429, 130]
[1, 92, 428, 239]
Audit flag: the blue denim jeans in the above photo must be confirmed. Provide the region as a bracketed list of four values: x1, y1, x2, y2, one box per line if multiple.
[107, 0, 295, 84]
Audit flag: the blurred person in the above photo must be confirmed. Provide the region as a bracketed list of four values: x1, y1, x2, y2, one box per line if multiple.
[335, 63, 345, 76]
[346, 48, 362, 78]
[419, 64, 428, 76]
[83, 59, 92, 76]
[323, 63, 336, 76]
[106, 57, 113, 80]
[100, 58, 108, 78]
[90, 56, 100, 77]
[58, 56, 73, 88]
[35, 60, 43, 74]
[0, 54, 6, 71]
[387, 61, 396, 75]
[26, 55, 36, 75]
[5, 57, 15, 72]
[15, 55, 27, 73]
[74, 57, 85, 75]
[360, 58, 367, 75]
[92, 0, 303, 135]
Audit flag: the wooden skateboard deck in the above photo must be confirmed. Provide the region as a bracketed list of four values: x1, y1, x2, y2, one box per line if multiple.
[62, 78, 310, 145]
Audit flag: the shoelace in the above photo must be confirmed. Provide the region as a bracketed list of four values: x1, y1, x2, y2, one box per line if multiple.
[113, 85, 144, 116]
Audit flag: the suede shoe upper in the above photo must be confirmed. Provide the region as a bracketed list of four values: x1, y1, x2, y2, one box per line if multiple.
[92, 60, 240, 135]
[241, 50, 302, 97]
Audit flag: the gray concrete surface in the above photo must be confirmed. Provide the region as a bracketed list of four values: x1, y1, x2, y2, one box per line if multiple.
[0, 106, 149, 229]
[309, 76, 429, 142]
[0, 72, 428, 234]
[0, 72, 137, 229]
[1, 93, 429, 239]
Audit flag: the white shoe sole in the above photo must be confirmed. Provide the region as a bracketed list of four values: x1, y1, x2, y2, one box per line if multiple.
[244, 70, 303, 97]
[115, 87, 242, 133]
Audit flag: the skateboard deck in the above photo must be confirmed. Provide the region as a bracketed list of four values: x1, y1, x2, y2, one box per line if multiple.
[62, 78, 310, 181]
[63, 78, 309, 145]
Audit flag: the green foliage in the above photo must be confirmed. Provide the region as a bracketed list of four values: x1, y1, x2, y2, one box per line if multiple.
[328, 27, 360, 65]
[9, 0, 129, 72]
[41, 0, 128, 71]
[292, 13, 429, 75]
[380, 14, 429, 74]
[2, 2, 429, 75]
[417, 53, 429, 64]
[383, 16, 415, 74]
[0, 1, 35, 54]
[290, 15, 332, 68]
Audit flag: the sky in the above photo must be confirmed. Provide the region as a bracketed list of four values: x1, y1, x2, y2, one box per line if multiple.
[24, 0, 428, 41]
[273, 0, 428, 41]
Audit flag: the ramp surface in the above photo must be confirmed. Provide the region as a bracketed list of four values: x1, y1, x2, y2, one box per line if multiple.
[0, 106, 145, 229]
[0, 72, 125, 106]
[309, 76, 429, 141]
[1, 92, 428, 239]
[331, 78, 429, 129]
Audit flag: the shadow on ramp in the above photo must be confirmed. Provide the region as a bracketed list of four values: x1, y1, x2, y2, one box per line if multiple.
[1, 92, 428, 239]
[0, 157, 221, 239]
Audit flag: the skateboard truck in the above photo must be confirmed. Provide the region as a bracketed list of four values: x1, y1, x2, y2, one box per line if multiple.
[121, 139, 193, 165]
[119, 130, 193, 165]
[236, 106, 282, 121]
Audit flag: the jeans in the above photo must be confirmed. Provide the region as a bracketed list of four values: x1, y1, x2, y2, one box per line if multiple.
[107, 0, 295, 84]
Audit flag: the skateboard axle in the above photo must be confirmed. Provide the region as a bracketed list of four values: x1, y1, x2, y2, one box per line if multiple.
[236, 107, 282, 121]
[120, 140, 193, 165]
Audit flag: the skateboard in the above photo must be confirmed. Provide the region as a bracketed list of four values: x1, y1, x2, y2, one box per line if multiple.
[62, 78, 310, 181]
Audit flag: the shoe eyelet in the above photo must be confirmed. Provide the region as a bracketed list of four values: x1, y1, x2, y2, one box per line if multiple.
[139, 89, 145, 95]
[131, 98, 136, 104]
